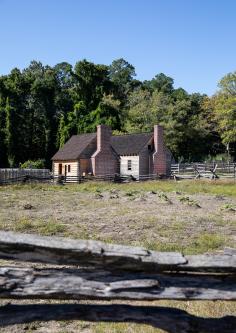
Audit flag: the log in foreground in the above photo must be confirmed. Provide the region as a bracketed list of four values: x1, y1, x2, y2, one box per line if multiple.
[0, 304, 235, 333]
[0, 231, 235, 272]
[0, 231, 186, 271]
[0, 267, 236, 300]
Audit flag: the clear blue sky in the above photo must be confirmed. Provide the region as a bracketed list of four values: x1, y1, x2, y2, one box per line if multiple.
[0, 0, 235, 95]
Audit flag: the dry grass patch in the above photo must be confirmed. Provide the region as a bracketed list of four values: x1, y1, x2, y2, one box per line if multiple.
[0, 180, 235, 332]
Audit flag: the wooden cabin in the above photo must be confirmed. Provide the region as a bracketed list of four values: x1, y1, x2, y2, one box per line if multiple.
[52, 125, 172, 180]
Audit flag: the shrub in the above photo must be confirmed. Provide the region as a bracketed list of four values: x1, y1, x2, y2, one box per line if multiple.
[20, 159, 45, 169]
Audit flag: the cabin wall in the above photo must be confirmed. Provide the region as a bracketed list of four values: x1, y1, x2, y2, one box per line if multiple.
[53, 161, 79, 177]
[120, 156, 139, 178]
[79, 159, 92, 175]
[166, 149, 174, 176]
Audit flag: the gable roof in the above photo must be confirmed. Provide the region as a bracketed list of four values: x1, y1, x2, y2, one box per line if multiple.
[52, 131, 154, 161]
[111, 133, 153, 155]
[52, 133, 96, 161]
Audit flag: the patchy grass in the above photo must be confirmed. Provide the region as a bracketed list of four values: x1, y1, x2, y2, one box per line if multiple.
[140, 232, 226, 254]
[0, 180, 235, 253]
[186, 233, 226, 254]
[178, 195, 201, 208]
[0, 180, 235, 333]
[1, 179, 236, 196]
[3, 217, 67, 236]
[221, 203, 236, 212]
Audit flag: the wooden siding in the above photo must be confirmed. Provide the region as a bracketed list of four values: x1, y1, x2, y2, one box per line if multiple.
[79, 159, 92, 175]
[166, 149, 173, 175]
[120, 156, 139, 178]
[53, 161, 79, 177]
[139, 139, 153, 176]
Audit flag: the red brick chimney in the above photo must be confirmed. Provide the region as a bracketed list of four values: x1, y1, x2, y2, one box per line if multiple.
[91, 125, 118, 176]
[97, 124, 112, 151]
[153, 125, 167, 175]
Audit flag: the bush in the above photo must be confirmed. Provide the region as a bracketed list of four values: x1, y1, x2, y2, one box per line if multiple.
[205, 153, 233, 162]
[20, 159, 45, 169]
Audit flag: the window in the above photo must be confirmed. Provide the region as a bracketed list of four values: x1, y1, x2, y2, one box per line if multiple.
[68, 165, 71, 173]
[127, 160, 132, 171]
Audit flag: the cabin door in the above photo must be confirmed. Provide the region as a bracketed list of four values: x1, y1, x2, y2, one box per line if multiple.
[58, 164, 62, 175]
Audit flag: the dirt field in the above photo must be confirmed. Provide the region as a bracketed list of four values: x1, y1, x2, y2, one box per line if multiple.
[0, 180, 235, 332]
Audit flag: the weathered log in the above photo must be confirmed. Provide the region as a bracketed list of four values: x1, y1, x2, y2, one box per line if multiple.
[0, 231, 186, 271]
[0, 266, 235, 300]
[0, 304, 235, 333]
[0, 231, 235, 272]
[224, 248, 236, 255]
[184, 254, 236, 272]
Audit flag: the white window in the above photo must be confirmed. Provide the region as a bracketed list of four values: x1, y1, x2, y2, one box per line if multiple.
[127, 160, 132, 171]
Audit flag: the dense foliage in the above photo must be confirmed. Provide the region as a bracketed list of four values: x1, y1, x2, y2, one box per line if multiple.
[0, 58, 235, 167]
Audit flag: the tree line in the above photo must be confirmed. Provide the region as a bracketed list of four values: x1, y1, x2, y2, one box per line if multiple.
[0, 58, 235, 168]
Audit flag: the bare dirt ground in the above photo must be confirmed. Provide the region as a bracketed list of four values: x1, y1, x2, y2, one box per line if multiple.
[0, 180, 235, 332]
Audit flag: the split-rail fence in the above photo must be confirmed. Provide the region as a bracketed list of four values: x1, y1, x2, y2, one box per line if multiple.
[171, 162, 236, 180]
[0, 163, 235, 185]
[0, 231, 235, 332]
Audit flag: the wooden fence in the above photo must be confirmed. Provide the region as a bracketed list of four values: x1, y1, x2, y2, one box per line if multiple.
[0, 231, 235, 332]
[0, 168, 51, 185]
[1, 163, 236, 185]
[54, 173, 161, 184]
[171, 162, 236, 180]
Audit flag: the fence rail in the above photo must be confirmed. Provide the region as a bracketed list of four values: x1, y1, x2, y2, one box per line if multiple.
[171, 162, 236, 180]
[54, 173, 161, 184]
[0, 163, 236, 185]
[0, 231, 235, 332]
[0, 168, 51, 185]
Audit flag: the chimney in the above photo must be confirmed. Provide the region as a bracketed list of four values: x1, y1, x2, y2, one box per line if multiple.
[91, 124, 118, 176]
[153, 124, 167, 175]
[97, 124, 112, 151]
[154, 125, 164, 153]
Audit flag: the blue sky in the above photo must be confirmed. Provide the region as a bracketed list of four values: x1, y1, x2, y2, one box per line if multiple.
[0, 0, 235, 95]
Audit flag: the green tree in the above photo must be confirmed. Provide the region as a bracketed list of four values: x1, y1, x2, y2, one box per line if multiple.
[213, 72, 236, 159]
[108, 58, 136, 103]
[125, 88, 153, 132]
[89, 94, 122, 132]
[5, 98, 15, 166]
[56, 114, 69, 148]
[74, 59, 111, 110]
[144, 73, 174, 94]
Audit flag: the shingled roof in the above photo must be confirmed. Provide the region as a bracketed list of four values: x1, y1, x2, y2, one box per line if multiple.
[111, 132, 153, 155]
[52, 133, 96, 161]
[52, 132, 153, 160]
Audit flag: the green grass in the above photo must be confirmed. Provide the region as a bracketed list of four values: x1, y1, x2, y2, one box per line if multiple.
[178, 195, 201, 207]
[13, 217, 66, 236]
[220, 203, 236, 211]
[189, 233, 226, 253]
[141, 232, 227, 254]
[75, 179, 236, 196]
[1, 179, 235, 196]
